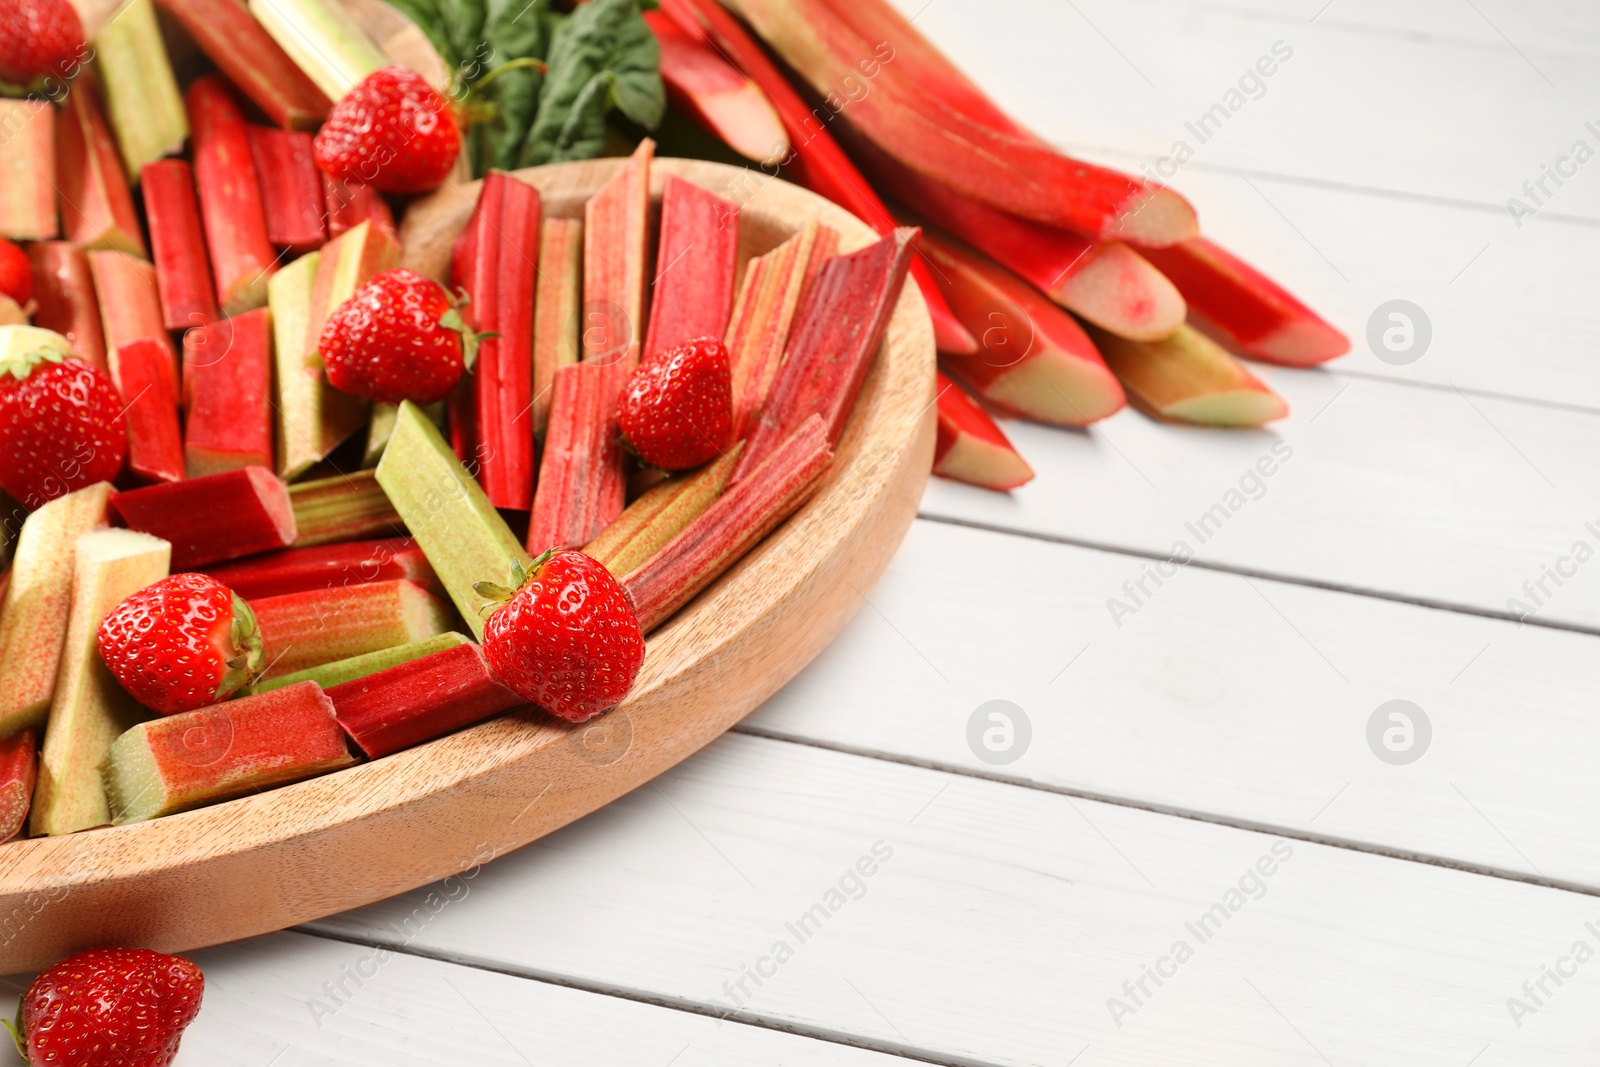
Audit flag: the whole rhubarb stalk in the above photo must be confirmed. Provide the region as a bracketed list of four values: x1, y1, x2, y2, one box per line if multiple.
[585, 444, 742, 578]
[645, 9, 788, 165]
[932, 371, 1033, 492]
[1086, 323, 1288, 428]
[661, 0, 974, 355]
[289, 469, 404, 547]
[328, 641, 523, 759]
[255, 631, 468, 694]
[202, 536, 437, 600]
[90, 250, 174, 379]
[532, 217, 582, 435]
[252, 578, 453, 676]
[183, 308, 275, 476]
[28, 243, 105, 368]
[248, 127, 328, 252]
[625, 415, 832, 632]
[186, 76, 279, 315]
[113, 466, 298, 569]
[642, 175, 739, 364]
[112, 337, 185, 485]
[105, 680, 356, 824]
[451, 171, 541, 509]
[0, 729, 37, 842]
[0, 101, 59, 241]
[92, 0, 188, 176]
[527, 361, 628, 553]
[155, 0, 332, 129]
[56, 78, 146, 257]
[584, 139, 654, 371]
[734, 229, 915, 483]
[140, 160, 222, 330]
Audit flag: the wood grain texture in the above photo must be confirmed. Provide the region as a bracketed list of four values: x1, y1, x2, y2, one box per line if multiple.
[0, 159, 935, 975]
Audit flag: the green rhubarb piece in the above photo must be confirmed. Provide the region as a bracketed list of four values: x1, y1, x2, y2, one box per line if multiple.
[94, 0, 188, 179]
[363, 402, 399, 469]
[376, 401, 531, 639]
[289, 469, 405, 546]
[0, 482, 113, 736]
[271, 253, 371, 480]
[248, 0, 388, 102]
[32, 528, 169, 836]
[253, 631, 470, 693]
[585, 443, 743, 578]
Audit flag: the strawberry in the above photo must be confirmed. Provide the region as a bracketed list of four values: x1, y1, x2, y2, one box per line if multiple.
[8, 947, 203, 1067]
[97, 573, 263, 715]
[0, 347, 125, 509]
[313, 66, 460, 195]
[617, 336, 733, 471]
[0, 0, 85, 87]
[477, 550, 645, 723]
[0, 238, 31, 306]
[319, 268, 481, 405]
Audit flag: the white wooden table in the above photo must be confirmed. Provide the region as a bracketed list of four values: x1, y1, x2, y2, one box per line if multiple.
[13, 1, 1600, 1062]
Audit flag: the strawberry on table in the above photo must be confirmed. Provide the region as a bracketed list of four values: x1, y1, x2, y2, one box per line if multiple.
[618, 335, 733, 471]
[0, 237, 32, 305]
[9, 947, 203, 1067]
[477, 550, 645, 723]
[0, 344, 125, 508]
[319, 267, 482, 405]
[0, 0, 85, 87]
[313, 65, 460, 195]
[98, 572, 264, 715]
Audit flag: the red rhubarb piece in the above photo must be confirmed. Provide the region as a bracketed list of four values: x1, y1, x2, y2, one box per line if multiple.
[322, 174, 395, 241]
[154, 0, 331, 129]
[27, 242, 105, 369]
[0, 239, 27, 306]
[141, 159, 221, 330]
[248, 126, 328, 253]
[251, 578, 453, 677]
[328, 641, 522, 758]
[56, 76, 145, 256]
[183, 308, 274, 476]
[643, 175, 739, 364]
[527, 361, 628, 553]
[112, 337, 185, 484]
[932, 371, 1033, 492]
[201, 537, 437, 601]
[0, 728, 37, 841]
[645, 9, 787, 165]
[734, 229, 915, 482]
[186, 75, 279, 314]
[112, 466, 297, 569]
[0, 100, 59, 241]
[89, 250, 175, 380]
[1138, 237, 1350, 366]
[584, 138, 653, 372]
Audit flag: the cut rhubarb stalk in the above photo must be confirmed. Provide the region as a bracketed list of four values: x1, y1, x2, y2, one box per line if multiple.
[140, 160, 221, 330]
[249, 0, 388, 101]
[289, 469, 404, 546]
[113, 466, 298, 569]
[364, 401, 399, 468]
[1085, 323, 1288, 428]
[725, 220, 836, 439]
[932, 371, 1033, 492]
[248, 127, 328, 253]
[919, 227, 1124, 425]
[734, 229, 915, 482]
[532, 217, 582, 435]
[585, 444, 742, 578]
[450, 171, 540, 509]
[584, 138, 654, 371]
[527, 362, 628, 554]
[253, 578, 452, 677]
[646, 9, 788, 165]
[183, 308, 275, 476]
[328, 641, 522, 759]
[1138, 237, 1350, 367]
[89, 250, 174, 379]
[626, 414, 831, 632]
[853, 139, 1186, 341]
[105, 680, 356, 824]
[642, 175, 739, 364]
[270, 253, 356, 479]
[322, 175, 396, 241]
[28, 243, 105, 368]
[375, 402, 530, 639]
[92, 0, 188, 177]
[202, 536, 437, 600]
[155, 0, 332, 129]
[187, 76, 279, 315]
[254, 631, 468, 695]
[0, 729, 37, 841]
[661, 0, 975, 355]
[0, 482, 113, 736]
[0, 101, 59, 240]
[32, 527, 170, 836]
[56, 79, 145, 257]
[113, 338, 185, 485]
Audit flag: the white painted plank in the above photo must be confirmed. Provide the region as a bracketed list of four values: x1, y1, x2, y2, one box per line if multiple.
[750, 518, 1600, 889]
[0, 931, 907, 1066]
[920, 368, 1600, 631]
[310, 735, 1599, 1066]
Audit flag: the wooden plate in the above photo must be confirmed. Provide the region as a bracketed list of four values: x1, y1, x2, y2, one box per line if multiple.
[0, 158, 935, 974]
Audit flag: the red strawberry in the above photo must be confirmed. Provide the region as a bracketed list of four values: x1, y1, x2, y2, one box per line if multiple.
[97, 573, 263, 715]
[9, 947, 203, 1067]
[617, 336, 733, 470]
[319, 268, 481, 405]
[0, 0, 85, 86]
[0, 346, 125, 509]
[478, 550, 645, 723]
[0, 238, 31, 305]
[313, 66, 460, 195]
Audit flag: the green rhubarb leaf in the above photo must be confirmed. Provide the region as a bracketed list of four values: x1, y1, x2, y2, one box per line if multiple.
[384, 0, 459, 67]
